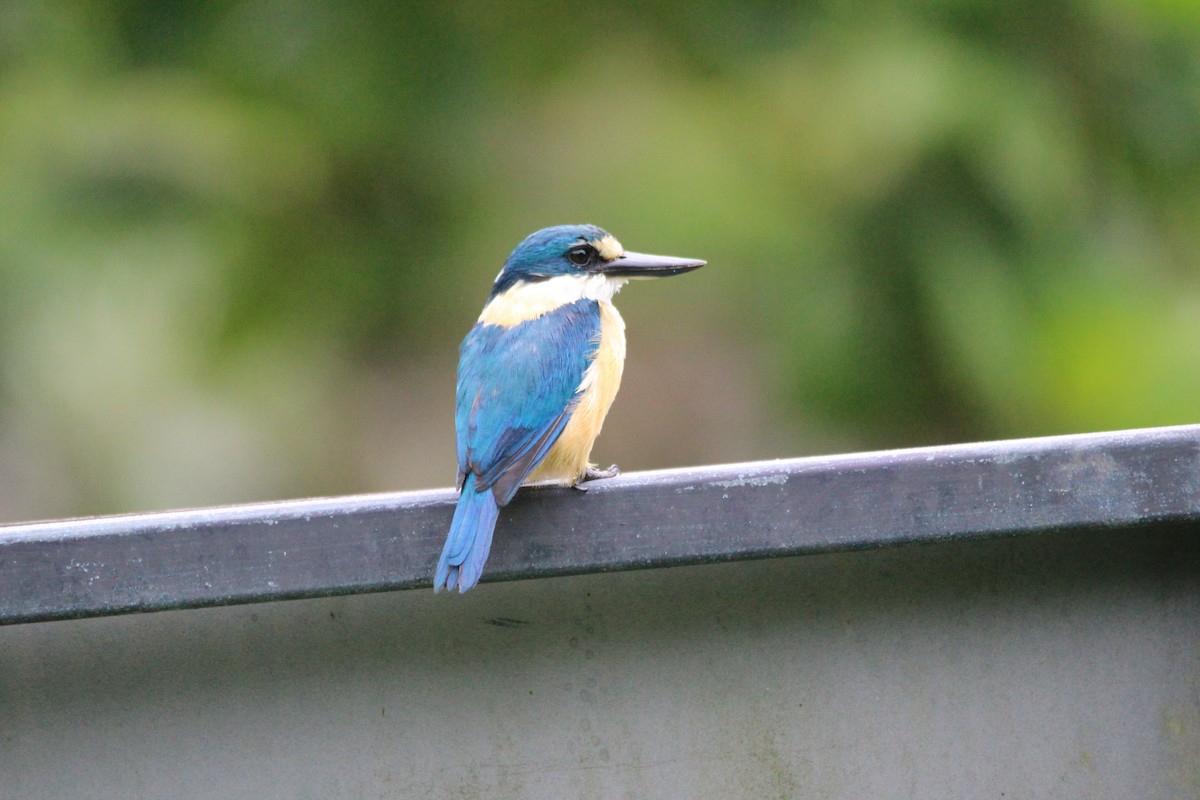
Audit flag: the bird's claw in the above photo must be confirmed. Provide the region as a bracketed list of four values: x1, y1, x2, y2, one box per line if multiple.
[585, 464, 621, 480]
[569, 464, 621, 492]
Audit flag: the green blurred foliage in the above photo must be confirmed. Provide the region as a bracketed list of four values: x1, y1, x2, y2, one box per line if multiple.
[0, 0, 1197, 520]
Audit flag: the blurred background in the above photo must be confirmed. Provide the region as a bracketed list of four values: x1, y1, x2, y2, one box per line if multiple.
[0, 1, 1197, 523]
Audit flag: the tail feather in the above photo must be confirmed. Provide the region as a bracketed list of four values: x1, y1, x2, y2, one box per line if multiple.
[435, 474, 501, 593]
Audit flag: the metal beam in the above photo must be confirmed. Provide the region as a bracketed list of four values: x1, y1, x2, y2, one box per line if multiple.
[2, 425, 1198, 624]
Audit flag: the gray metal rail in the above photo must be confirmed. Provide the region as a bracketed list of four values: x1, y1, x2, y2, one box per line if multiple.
[2, 425, 1197, 625]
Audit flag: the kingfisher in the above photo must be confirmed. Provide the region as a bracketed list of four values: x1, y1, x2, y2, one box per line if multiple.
[434, 224, 705, 592]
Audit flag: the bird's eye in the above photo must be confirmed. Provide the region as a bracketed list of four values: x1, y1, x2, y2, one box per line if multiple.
[567, 246, 593, 266]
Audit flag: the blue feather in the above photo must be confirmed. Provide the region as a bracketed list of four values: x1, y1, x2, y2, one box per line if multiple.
[457, 300, 600, 500]
[433, 300, 601, 591]
[489, 225, 609, 297]
[435, 473, 500, 593]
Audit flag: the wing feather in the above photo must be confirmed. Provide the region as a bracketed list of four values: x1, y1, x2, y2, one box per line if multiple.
[455, 300, 600, 505]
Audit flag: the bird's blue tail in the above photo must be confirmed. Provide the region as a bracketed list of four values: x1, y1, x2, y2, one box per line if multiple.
[434, 474, 501, 593]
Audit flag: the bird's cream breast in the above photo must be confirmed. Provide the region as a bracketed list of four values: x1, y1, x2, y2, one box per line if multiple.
[525, 300, 626, 485]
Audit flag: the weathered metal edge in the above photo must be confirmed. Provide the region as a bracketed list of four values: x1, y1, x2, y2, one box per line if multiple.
[2, 425, 1198, 624]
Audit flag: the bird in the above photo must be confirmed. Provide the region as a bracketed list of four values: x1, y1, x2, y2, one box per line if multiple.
[434, 224, 705, 592]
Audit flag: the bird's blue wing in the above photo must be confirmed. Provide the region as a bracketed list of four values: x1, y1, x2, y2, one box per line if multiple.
[456, 299, 600, 504]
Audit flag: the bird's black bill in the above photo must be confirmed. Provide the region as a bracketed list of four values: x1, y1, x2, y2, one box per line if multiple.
[589, 251, 706, 279]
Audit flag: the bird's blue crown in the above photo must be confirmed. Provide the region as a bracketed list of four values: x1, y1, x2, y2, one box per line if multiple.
[490, 224, 612, 298]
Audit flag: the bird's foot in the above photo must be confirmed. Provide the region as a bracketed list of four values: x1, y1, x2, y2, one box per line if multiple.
[585, 464, 621, 481]
[568, 465, 621, 492]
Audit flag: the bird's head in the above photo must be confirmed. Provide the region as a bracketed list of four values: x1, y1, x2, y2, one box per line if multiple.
[490, 224, 705, 299]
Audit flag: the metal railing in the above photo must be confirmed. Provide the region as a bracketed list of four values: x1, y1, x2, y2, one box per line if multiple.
[2, 425, 1197, 625]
